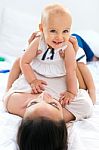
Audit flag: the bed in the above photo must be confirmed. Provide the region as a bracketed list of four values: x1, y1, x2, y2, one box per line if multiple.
[0, 6, 99, 150]
[0, 53, 99, 150]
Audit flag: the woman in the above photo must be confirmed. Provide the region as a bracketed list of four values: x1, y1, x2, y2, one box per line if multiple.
[17, 92, 68, 150]
[3, 33, 93, 150]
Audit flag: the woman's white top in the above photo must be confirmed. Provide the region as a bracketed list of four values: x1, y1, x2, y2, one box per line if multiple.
[76, 47, 86, 64]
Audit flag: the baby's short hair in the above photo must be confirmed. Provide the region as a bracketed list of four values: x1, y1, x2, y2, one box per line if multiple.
[41, 3, 72, 25]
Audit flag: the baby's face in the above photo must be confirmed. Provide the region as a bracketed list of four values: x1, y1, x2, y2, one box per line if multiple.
[40, 13, 72, 49]
[24, 92, 63, 121]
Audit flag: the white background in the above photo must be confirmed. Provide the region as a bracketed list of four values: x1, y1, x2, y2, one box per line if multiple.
[0, 0, 99, 32]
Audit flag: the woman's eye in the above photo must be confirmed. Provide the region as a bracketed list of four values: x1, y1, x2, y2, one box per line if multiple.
[30, 101, 38, 105]
[49, 102, 59, 110]
[50, 29, 56, 33]
[27, 101, 38, 107]
[49, 102, 57, 107]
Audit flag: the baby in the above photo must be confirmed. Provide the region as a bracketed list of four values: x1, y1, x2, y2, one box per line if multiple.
[3, 4, 94, 121]
[20, 3, 77, 106]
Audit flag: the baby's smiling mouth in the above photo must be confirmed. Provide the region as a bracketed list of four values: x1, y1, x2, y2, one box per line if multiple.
[53, 41, 63, 45]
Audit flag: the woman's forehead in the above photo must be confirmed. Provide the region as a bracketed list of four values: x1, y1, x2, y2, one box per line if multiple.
[25, 104, 63, 121]
[27, 92, 44, 103]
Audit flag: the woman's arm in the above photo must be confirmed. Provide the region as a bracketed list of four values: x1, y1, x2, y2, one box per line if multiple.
[76, 62, 87, 90]
[6, 58, 21, 92]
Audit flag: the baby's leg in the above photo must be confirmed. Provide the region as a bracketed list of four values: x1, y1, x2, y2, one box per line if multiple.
[6, 57, 21, 91]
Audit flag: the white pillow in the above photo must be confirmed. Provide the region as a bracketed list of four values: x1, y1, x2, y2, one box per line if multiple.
[75, 30, 99, 57]
[0, 8, 39, 57]
[0, 7, 4, 32]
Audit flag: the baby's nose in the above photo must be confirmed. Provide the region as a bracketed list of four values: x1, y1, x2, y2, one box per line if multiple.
[56, 34, 63, 40]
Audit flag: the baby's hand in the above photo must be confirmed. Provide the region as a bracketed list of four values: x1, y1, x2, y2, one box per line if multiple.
[30, 79, 47, 94]
[59, 91, 76, 107]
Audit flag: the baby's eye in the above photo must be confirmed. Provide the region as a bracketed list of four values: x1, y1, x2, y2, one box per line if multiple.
[50, 29, 56, 33]
[63, 30, 69, 33]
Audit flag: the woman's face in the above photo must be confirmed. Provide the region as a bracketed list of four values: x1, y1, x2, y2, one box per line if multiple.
[24, 92, 63, 121]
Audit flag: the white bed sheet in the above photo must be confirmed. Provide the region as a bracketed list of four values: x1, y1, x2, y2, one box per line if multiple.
[0, 53, 99, 150]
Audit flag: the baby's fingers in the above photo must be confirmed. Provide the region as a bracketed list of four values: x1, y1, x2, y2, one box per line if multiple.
[41, 80, 47, 85]
[39, 84, 45, 91]
[36, 85, 43, 93]
[32, 87, 38, 94]
[60, 92, 66, 97]
[60, 99, 69, 107]
[63, 98, 70, 106]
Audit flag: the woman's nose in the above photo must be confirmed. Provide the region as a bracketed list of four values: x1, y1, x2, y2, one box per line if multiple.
[43, 92, 52, 101]
[37, 92, 50, 101]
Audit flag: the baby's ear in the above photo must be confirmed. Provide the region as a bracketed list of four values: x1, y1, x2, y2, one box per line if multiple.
[39, 24, 43, 32]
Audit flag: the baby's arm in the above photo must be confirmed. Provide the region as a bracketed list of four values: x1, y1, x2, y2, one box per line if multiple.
[60, 42, 77, 106]
[65, 42, 77, 95]
[20, 37, 47, 94]
[20, 38, 39, 82]
[69, 36, 88, 90]
[69, 35, 96, 104]
[5, 32, 41, 92]
[78, 62, 96, 104]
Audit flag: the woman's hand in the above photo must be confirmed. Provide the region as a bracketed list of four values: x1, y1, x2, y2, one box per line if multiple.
[28, 31, 42, 56]
[69, 36, 79, 53]
[59, 36, 79, 58]
[28, 31, 40, 45]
